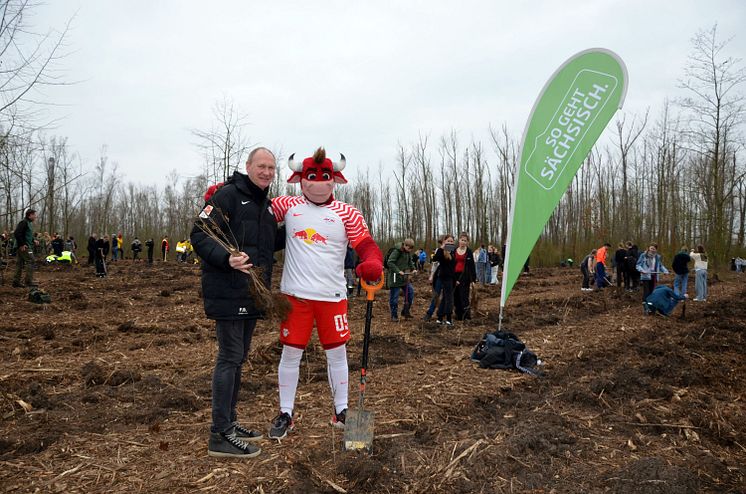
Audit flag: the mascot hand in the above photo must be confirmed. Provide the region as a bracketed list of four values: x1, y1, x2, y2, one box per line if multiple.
[354, 236, 384, 282]
[356, 260, 383, 282]
[204, 182, 225, 202]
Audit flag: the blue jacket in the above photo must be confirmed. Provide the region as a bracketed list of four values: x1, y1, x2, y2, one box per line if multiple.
[645, 286, 686, 315]
[636, 252, 668, 281]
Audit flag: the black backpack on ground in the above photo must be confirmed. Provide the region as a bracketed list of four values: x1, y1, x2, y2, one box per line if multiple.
[470, 330, 540, 375]
[28, 288, 51, 304]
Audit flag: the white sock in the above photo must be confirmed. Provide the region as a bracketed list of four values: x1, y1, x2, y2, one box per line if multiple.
[278, 345, 304, 415]
[325, 345, 349, 414]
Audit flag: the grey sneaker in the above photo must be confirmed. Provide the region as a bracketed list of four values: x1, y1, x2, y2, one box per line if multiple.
[269, 412, 294, 439]
[207, 431, 261, 458]
[230, 422, 263, 442]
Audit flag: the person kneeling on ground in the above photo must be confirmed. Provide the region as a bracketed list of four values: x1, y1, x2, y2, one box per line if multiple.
[644, 285, 687, 316]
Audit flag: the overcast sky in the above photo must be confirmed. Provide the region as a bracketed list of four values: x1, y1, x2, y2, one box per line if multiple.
[33, 0, 746, 186]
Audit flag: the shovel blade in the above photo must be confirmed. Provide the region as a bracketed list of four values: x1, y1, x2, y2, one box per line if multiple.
[343, 408, 374, 450]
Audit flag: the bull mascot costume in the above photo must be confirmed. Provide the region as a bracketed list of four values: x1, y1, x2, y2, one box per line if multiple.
[265, 147, 383, 438]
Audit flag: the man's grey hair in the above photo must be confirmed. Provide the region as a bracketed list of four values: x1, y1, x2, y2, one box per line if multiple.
[247, 147, 276, 164]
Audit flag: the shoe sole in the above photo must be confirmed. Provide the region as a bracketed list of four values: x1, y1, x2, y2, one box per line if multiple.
[207, 448, 261, 458]
[234, 434, 264, 443]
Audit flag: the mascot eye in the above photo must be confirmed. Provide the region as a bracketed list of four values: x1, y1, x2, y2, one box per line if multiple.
[322, 172, 331, 180]
[307, 173, 317, 180]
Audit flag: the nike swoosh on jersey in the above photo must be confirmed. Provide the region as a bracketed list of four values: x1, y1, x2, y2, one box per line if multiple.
[241, 200, 250, 205]
[339, 331, 349, 338]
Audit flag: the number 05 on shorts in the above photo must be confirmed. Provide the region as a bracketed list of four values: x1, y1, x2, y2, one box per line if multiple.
[280, 295, 350, 348]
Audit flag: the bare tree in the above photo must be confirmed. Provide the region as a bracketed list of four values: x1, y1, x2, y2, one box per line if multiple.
[192, 97, 251, 184]
[678, 24, 746, 261]
[0, 0, 72, 127]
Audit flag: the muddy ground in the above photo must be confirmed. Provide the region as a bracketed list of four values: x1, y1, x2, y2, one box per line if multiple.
[0, 259, 744, 493]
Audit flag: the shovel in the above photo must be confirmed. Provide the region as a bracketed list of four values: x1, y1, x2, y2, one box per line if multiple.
[344, 274, 384, 451]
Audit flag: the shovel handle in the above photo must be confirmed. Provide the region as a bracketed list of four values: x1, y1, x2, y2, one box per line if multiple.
[361, 275, 384, 301]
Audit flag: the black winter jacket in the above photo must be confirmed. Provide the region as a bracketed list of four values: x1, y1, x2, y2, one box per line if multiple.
[191, 171, 284, 320]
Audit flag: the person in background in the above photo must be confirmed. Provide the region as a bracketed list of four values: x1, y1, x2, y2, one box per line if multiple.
[161, 236, 169, 262]
[423, 236, 444, 321]
[595, 242, 611, 289]
[64, 236, 77, 254]
[580, 249, 597, 291]
[95, 234, 107, 277]
[102, 235, 110, 261]
[87, 234, 97, 265]
[131, 237, 143, 261]
[488, 245, 500, 285]
[111, 233, 119, 261]
[637, 243, 668, 301]
[475, 244, 488, 285]
[690, 245, 708, 302]
[671, 246, 692, 297]
[453, 232, 477, 320]
[145, 238, 155, 264]
[117, 233, 125, 260]
[625, 241, 640, 291]
[418, 247, 426, 271]
[644, 285, 687, 316]
[40, 232, 51, 255]
[12, 209, 37, 288]
[51, 233, 64, 257]
[176, 239, 188, 262]
[614, 242, 628, 289]
[386, 238, 416, 322]
[433, 234, 456, 325]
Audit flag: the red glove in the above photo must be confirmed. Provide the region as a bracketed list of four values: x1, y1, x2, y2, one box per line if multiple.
[204, 182, 225, 202]
[354, 237, 383, 282]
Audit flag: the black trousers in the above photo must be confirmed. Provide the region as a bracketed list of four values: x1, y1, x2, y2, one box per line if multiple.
[437, 278, 455, 321]
[454, 280, 472, 320]
[211, 319, 256, 433]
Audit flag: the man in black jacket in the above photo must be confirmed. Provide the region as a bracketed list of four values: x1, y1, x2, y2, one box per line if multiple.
[51, 233, 64, 257]
[13, 209, 37, 287]
[191, 147, 284, 459]
[145, 238, 154, 263]
[87, 234, 97, 265]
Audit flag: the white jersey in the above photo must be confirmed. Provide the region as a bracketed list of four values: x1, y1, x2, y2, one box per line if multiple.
[272, 196, 371, 302]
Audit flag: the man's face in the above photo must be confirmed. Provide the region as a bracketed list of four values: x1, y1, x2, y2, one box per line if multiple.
[245, 150, 276, 189]
[27, 212, 36, 222]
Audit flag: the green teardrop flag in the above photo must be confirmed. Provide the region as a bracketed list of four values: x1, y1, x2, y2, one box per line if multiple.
[500, 49, 628, 308]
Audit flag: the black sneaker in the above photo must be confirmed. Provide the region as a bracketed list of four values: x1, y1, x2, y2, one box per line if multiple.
[330, 408, 346, 429]
[268, 412, 294, 439]
[230, 422, 263, 442]
[207, 431, 261, 458]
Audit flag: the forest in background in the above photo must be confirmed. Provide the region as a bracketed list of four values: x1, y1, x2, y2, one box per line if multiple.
[0, 0, 744, 266]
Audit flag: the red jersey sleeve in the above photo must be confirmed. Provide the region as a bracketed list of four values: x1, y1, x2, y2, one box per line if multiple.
[271, 196, 303, 222]
[328, 201, 372, 248]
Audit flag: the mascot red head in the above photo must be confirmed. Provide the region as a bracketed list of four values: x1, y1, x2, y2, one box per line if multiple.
[287, 147, 347, 205]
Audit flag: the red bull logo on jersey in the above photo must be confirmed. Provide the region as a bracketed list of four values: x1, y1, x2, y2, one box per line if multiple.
[293, 228, 328, 246]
